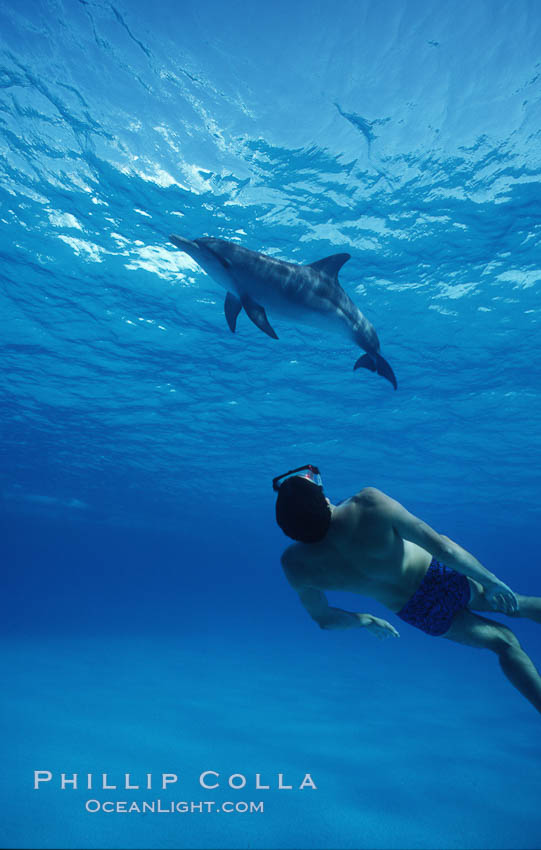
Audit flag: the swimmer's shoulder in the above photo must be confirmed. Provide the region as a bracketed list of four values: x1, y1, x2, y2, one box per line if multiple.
[281, 542, 305, 568]
[334, 487, 387, 521]
[348, 486, 388, 507]
[336, 488, 393, 539]
[280, 543, 311, 588]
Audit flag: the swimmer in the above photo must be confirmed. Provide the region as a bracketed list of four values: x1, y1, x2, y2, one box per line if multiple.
[274, 465, 541, 714]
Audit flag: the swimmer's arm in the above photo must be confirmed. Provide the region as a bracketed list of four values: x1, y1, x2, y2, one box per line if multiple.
[281, 554, 361, 629]
[366, 488, 518, 614]
[281, 551, 400, 635]
[297, 590, 399, 637]
[296, 587, 362, 630]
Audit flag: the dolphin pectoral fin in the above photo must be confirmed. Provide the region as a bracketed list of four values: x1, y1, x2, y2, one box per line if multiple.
[224, 292, 242, 333]
[240, 294, 278, 339]
[354, 353, 397, 389]
[354, 353, 377, 373]
[376, 354, 397, 390]
[307, 253, 351, 278]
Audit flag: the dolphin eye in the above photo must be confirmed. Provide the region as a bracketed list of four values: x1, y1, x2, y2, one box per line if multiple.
[203, 243, 231, 270]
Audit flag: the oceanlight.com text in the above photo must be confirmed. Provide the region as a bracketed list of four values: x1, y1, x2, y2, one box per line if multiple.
[85, 799, 264, 814]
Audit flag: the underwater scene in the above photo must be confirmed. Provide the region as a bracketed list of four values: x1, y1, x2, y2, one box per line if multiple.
[1, 0, 540, 847]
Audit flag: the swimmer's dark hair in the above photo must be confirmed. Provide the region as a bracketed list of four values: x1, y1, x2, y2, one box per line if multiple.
[275, 476, 332, 543]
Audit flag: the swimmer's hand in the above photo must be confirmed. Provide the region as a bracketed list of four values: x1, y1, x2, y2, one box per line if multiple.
[484, 579, 519, 615]
[357, 614, 400, 639]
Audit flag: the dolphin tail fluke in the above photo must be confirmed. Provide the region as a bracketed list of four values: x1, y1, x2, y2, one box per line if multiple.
[354, 353, 376, 373]
[224, 292, 242, 333]
[240, 294, 278, 340]
[375, 354, 397, 390]
[354, 353, 397, 390]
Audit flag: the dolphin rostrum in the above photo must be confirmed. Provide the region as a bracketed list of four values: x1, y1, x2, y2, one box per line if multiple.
[169, 235, 397, 389]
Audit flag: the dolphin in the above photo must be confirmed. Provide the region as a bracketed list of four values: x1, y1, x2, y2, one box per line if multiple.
[169, 234, 397, 389]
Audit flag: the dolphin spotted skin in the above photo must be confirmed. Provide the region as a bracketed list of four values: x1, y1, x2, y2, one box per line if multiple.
[169, 234, 397, 389]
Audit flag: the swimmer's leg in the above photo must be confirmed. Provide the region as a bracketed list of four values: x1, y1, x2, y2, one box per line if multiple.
[443, 609, 541, 714]
[467, 579, 541, 623]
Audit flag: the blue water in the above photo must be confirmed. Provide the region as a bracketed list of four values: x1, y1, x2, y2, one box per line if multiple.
[1, 0, 541, 847]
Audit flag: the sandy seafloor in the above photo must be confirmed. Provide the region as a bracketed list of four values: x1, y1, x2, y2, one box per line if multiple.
[2, 610, 540, 848]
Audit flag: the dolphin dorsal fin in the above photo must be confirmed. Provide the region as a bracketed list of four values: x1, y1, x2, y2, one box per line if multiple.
[307, 253, 351, 278]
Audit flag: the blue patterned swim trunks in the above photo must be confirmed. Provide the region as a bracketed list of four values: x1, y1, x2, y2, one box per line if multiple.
[396, 558, 471, 636]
